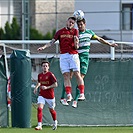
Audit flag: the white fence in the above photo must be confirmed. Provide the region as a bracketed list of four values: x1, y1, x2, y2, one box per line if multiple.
[0, 40, 133, 60]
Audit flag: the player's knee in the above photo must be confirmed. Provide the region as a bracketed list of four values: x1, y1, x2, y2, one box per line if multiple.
[63, 72, 71, 80]
[49, 107, 55, 111]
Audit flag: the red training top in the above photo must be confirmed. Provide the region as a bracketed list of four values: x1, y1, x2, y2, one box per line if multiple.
[38, 71, 57, 99]
[54, 27, 78, 54]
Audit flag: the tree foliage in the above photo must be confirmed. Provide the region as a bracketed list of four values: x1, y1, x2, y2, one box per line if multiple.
[30, 27, 44, 40]
[0, 28, 5, 40]
[0, 17, 55, 40]
[0, 17, 20, 40]
[11, 17, 20, 40]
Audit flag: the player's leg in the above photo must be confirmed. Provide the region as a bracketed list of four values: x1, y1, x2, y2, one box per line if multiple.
[35, 96, 45, 130]
[78, 52, 89, 100]
[7, 78, 11, 111]
[72, 86, 80, 108]
[63, 72, 73, 101]
[60, 53, 73, 102]
[70, 54, 85, 99]
[7, 91, 11, 111]
[72, 52, 89, 107]
[72, 70, 85, 98]
[60, 83, 69, 105]
[73, 71, 85, 99]
[47, 98, 58, 130]
[60, 70, 74, 105]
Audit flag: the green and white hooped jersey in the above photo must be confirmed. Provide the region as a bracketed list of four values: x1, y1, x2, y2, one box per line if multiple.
[78, 29, 95, 53]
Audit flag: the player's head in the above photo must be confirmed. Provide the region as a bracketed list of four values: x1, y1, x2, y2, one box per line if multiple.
[41, 60, 50, 72]
[66, 17, 76, 30]
[41, 60, 50, 66]
[77, 18, 86, 32]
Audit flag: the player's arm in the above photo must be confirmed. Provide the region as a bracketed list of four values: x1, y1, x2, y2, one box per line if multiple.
[74, 35, 79, 49]
[74, 29, 79, 49]
[92, 35, 118, 47]
[37, 39, 56, 51]
[34, 82, 41, 94]
[42, 82, 58, 90]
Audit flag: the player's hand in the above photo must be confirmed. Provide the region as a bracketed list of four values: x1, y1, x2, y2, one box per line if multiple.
[41, 86, 48, 90]
[37, 47, 43, 51]
[33, 88, 37, 94]
[74, 36, 79, 43]
[110, 43, 118, 47]
[37, 45, 47, 51]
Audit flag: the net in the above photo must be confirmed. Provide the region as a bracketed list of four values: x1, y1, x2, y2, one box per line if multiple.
[0, 40, 133, 126]
[37, 58, 133, 126]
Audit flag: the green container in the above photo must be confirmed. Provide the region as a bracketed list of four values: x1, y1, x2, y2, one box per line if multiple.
[10, 50, 31, 128]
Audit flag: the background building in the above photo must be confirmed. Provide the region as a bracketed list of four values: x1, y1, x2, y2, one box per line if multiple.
[75, 0, 133, 41]
[0, 0, 132, 41]
[0, 0, 13, 27]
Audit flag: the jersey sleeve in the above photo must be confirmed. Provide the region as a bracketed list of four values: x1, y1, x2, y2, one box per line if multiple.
[89, 30, 96, 39]
[50, 72, 57, 84]
[92, 34, 98, 39]
[38, 74, 41, 82]
[90, 30, 95, 37]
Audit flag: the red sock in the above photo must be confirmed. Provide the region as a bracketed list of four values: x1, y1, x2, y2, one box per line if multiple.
[65, 86, 72, 95]
[7, 99, 11, 105]
[78, 85, 84, 94]
[37, 107, 43, 122]
[50, 109, 57, 121]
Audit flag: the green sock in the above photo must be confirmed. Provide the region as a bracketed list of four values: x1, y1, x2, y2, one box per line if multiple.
[61, 84, 66, 99]
[74, 86, 80, 101]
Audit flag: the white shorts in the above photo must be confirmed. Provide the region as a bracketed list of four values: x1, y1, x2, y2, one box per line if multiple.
[8, 91, 11, 99]
[60, 53, 80, 74]
[37, 96, 56, 109]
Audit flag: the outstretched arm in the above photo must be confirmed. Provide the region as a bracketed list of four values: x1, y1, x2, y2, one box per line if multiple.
[93, 35, 118, 47]
[37, 39, 56, 51]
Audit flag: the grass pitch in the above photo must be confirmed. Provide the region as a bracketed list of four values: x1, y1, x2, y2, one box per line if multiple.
[0, 126, 133, 133]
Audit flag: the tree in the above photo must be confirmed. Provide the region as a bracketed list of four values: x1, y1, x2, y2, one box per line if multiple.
[44, 31, 52, 39]
[11, 17, 20, 40]
[4, 22, 12, 40]
[0, 28, 5, 40]
[30, 27, 44, 40]
[0, 17, 55, 40]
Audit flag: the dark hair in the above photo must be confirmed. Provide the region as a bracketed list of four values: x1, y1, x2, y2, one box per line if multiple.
[68, 16, 76, 21]
[41, 60, 50, 66]
[77, 18, 86, 24]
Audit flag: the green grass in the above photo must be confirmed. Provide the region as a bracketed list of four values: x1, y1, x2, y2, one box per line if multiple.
[0, 106, 133, 133]
[0, 126, 133, 133]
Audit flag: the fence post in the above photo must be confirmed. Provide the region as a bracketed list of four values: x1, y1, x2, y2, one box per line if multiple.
[110, 41, 115, 60]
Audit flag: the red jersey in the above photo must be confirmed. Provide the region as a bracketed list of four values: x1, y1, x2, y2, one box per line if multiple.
[38, 71, 57, 99]
[54, 27, 79, 54]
